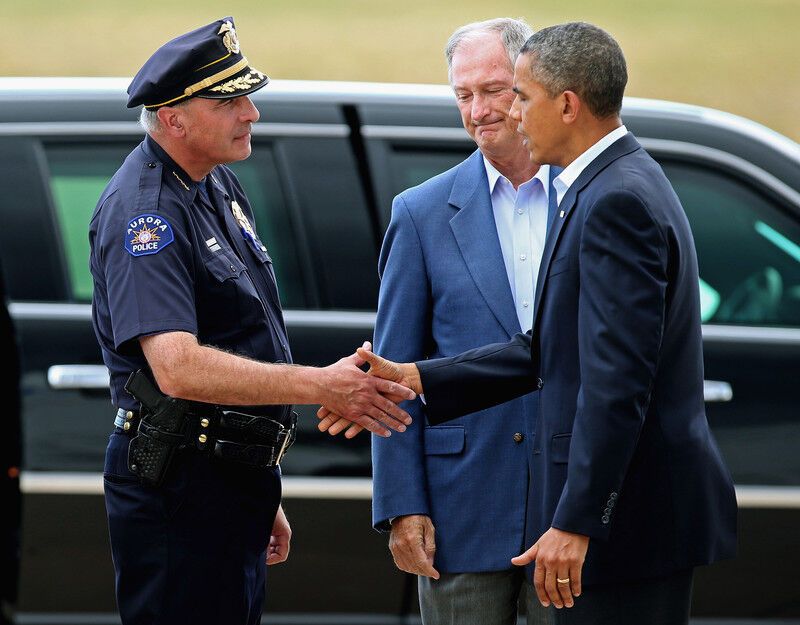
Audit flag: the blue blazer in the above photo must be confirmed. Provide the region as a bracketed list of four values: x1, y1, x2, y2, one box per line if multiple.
[371, 150, 558, 573]
[416, 135, 738, 584]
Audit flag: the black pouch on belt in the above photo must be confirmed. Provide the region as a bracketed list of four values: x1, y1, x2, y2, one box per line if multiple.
[124, 370, 189, 486]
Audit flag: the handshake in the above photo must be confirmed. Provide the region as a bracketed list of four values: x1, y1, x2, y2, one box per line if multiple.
[318, 342, 421, 438]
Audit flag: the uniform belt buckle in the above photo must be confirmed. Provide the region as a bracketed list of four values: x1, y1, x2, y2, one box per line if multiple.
[275, 428, 292, 465]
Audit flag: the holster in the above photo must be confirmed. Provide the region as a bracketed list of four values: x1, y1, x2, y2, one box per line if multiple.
[124, 371, 191, 486]
[123, 370, 296, 486]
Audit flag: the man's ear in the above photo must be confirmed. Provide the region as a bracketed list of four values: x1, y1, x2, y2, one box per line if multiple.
[156, 106, 185, 136]
[561, 91, 581, 125]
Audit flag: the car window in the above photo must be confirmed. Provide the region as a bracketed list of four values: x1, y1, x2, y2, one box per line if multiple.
[44, 141, 306, 307]
[370, 142, 472, 228]
[387, 146, 471, 194]
[662, 160, 800, 327]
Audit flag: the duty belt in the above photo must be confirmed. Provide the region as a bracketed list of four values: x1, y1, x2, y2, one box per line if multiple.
[117, 370, 296, 485]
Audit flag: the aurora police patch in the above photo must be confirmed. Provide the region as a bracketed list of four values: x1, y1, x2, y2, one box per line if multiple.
[125, 214, 175, 256]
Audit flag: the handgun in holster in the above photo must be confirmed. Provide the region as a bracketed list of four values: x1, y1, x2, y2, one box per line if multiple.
[124, 370, 190, 486]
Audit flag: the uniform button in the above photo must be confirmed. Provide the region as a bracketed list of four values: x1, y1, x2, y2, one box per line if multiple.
[513, 432, 524, 443]
[522, 301, 529, 308]
[200, 418, 210, 428]
[610, 492, 618, 500]
[123, 422, 131, 432]
[604, 507, 612, 515]
[606, 499, 615, 507]
[125, 411, 134, 420]
[230, 264, 236, 272]
[520, 253, 527, 261]
[146, 162, 156, 168]
[517, 209, 523, 215]
[536, 378, 544, 390]
[198, 434, 208, 444]
[601, 515, 610, 524]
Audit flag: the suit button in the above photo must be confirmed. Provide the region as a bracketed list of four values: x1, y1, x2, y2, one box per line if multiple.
[536, 378, 544, 390]
[513, 433, 524, 443]
[146, 162, 156, 168]
[604, 507, 612, 515]
[610, 492, 618, 500]
[606, 499, 614, 507]
[601, 515, 610, 524]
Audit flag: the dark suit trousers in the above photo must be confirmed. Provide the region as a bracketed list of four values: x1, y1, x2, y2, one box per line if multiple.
[551, 569, 693, 625]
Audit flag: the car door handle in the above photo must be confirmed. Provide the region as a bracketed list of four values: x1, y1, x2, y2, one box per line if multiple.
[47, 365, 110, 390]
[703, 380, 733, 403]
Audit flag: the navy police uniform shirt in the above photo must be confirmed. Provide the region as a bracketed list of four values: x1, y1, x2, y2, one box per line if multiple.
[89, 135, 292, 414]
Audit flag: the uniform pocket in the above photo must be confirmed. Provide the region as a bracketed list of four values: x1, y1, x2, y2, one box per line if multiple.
[551, 433, 572, 464]
[204, 250, 246, 282]
[103, 431, 139, 483]
[423, 425, 465, 455]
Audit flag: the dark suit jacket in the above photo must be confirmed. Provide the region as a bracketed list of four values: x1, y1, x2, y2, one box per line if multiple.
[417, 133, 738, 585]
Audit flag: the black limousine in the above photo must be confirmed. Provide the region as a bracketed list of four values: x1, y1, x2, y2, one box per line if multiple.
[1, 78, 799, 624]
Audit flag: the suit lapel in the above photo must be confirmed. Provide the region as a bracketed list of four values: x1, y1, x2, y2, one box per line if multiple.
[531, 133, 642, 329]
[449, 150, 521, 337]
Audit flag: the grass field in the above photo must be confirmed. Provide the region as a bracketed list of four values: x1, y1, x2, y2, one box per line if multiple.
[0, 0, 797, 141]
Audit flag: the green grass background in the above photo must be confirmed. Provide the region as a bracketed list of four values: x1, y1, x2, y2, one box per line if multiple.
[1, 0, 797, 141]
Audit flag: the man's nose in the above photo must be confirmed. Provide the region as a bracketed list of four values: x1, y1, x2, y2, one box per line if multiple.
[240, 96, 260, 123]
[471, 95, 490, 121]
[509, 96, 521, 121]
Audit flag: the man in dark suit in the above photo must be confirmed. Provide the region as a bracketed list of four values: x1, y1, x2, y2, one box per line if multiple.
[347, 22, 738, 625]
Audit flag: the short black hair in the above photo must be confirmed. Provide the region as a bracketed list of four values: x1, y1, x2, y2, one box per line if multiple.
[520, 22, 627, 119]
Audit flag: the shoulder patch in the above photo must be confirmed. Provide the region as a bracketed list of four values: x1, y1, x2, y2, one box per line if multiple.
[125, 213, 175, 257]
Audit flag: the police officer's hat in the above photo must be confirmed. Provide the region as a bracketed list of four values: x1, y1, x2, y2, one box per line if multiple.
[127, 17, 269, 110]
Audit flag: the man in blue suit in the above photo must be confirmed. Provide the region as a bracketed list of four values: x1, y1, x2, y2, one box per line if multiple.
[320, 17, 553, 625]
[349, 23, 737, 625]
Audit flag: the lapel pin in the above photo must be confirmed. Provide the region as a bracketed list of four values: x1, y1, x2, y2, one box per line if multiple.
[559, 210, 565, 218]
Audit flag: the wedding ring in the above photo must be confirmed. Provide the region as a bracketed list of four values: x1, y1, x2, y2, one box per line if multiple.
[556, 577, 570, 584]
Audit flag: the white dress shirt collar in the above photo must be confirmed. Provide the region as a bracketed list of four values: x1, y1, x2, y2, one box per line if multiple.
[482, 156, 550, 200]
[553, 125, 628, 206]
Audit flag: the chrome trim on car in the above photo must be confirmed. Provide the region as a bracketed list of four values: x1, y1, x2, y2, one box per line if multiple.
[18, 472, 800, 508]
[0, 121, 349, 138]
[361, 125, 471, 142]
[48, 365, 109, 390]
[13, 302, 800, 346]
[639, 138, 800, 208]
[703, 380, 733, 403]
[702, 324, 800, 345]
[9, 302, 377, 329]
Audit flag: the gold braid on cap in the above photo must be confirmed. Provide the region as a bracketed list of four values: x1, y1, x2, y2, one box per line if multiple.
[144, 58, 250, 109]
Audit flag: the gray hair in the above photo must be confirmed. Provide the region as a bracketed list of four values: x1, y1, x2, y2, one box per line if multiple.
[520, 22, 627, 119]
[138, 107, 160, 134]
[138, 100, 189, 134]
[445, 18, 534, 82]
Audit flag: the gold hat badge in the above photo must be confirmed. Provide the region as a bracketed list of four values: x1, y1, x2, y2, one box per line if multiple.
[218, 21, 240, 54]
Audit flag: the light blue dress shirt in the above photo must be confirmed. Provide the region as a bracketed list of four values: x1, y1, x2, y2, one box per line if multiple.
[483, 157, 550, 332]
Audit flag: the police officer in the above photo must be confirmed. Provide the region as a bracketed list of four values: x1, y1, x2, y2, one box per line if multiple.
[89, 17, 414, 625]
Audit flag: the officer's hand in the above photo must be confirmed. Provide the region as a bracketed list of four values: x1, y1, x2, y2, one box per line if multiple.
[317, 406, 365, 438]
[267, 505, 291, 565]
[318, 342, 415, 438]
[511, 527, 588, 608]
[389, 515, 439, 579]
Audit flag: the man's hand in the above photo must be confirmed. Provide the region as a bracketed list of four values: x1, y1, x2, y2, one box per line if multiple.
[316, 345, 423, 438]
[317, 342, 416, 438]
[267, 505, 291, 565]
[389, 515, 439, 579]
[511, 527, 589, 609]
[356, 346, 424, 395]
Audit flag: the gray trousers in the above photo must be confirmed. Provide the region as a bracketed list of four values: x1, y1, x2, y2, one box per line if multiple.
[419, 570, 554, 625]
